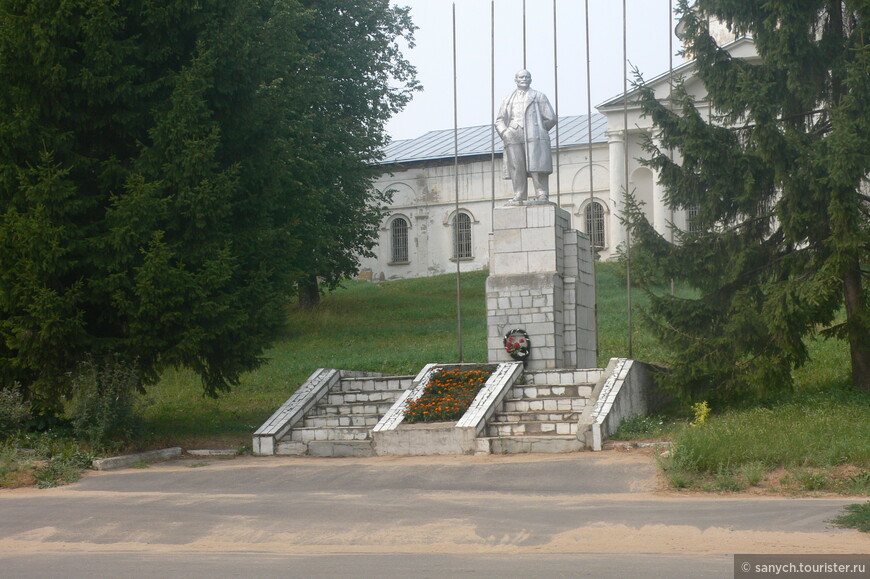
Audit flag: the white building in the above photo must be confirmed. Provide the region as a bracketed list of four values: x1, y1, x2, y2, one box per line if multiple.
[360, 34, 758, 281]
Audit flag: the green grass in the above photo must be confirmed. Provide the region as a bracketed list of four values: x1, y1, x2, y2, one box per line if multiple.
[609, 414, 684, 440]
[668, 393, 870, 473]
[136, 262, 866, 450]
[137, 270, 490, 447]
[4, 261, 867, 491]
[593, 263, 673, 365]
[832, 502, 870, 532]
[138, 262, 668, 446]
[1, 432, 97, 488]
[659, 390, 870, 493]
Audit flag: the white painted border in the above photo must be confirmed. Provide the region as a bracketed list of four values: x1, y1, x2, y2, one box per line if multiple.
[456, 362, 523, 434]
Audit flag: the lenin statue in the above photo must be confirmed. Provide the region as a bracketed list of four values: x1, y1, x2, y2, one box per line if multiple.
[495, 69, 557, 205]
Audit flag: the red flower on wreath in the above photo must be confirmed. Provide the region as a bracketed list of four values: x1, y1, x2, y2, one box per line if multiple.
[503, 329, 530, 360]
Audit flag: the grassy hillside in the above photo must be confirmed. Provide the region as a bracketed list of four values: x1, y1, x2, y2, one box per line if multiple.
[138, 262, 855, 449]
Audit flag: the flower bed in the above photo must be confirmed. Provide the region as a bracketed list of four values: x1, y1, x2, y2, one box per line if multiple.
[403, 366, 493, 423]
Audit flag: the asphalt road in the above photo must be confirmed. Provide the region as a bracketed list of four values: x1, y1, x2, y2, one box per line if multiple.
[0, 451, 866, 578]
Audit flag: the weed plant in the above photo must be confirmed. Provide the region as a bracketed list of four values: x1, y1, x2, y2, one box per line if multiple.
[2, 431, 98, 488]
[68, 354, 143, 447]
[609, 414, 680, 440]
[832, 502, 870, 533]
[0, 443, 33, 487]
[0, 385, 30, 439]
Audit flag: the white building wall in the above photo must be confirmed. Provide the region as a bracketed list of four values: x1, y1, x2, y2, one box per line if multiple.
[360, 144, 614, 281]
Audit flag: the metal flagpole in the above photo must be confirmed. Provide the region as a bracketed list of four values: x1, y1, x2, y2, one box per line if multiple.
[491, 0, 496, 219]
[668, 0, 676, 296]
[585, 0, 594, 211]
[623, 0, 633, 359]
[452, 3, 463, 362]
[584, 0, 599, 361]
[553, 0, 561, 207]
[522, 0, 527, 69]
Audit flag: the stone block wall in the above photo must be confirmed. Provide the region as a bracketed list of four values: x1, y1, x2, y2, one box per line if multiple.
[487, 205, 597, 370]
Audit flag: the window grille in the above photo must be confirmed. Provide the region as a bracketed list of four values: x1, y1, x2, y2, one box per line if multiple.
[686, 204, 701, 234]
[584, 201, 605, 248]
[453, 212, 472, 259]
[391, 217, 408, 263]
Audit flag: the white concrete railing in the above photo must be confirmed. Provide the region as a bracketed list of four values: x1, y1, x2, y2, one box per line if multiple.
[455, 362, 524, 434]
[372, 363, 440, 433]
[577, 358, 655, 451]
[253, 368, 341, 455]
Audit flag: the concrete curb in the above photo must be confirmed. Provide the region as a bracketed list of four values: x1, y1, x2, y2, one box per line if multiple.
[187, 449, 238, 456]
[91, 447, 182, 471]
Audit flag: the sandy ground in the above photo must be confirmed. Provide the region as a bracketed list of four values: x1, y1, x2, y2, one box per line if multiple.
[1, 450, 866, 561]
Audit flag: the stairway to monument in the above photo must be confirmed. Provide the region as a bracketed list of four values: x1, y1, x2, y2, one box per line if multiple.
[276, 375, 412, 457]
[476, 369, 598, 454]
[269, 368, 602, 457]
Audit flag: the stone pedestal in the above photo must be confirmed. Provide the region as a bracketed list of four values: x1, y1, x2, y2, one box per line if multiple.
[486, 204, 597, 370]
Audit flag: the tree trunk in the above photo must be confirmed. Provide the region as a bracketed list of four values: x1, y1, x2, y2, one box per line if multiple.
[843, 265, 870, 392]
[298, 275, 320, 309]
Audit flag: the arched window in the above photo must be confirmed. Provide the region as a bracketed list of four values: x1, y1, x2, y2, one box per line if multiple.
[390, 217, 409, 263]
[453, 212, 472, 259]
[584, 201, 606, 249]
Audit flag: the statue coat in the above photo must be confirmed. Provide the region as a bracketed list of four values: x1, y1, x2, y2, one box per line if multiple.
[495, 89, 557, 179]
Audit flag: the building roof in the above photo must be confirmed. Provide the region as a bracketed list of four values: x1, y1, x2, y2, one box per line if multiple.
[596, 37, 757, 110]
[381, 113, 607, 165]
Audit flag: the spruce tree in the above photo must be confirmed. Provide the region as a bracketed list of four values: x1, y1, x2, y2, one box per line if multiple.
[0, 0, 417, 410]
[626, 0, 870, 401]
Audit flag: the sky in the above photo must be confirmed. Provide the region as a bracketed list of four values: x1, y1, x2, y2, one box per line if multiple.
[386, 0, 684, 141]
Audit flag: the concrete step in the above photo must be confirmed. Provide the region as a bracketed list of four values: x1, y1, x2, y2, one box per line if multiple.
[289, 426, 371, 443]
[492, 410, 580, 423]
[302, 414, 381, 428]
[317, 398, 397, 414]
[524, 370, 603, 387]
[486, 420, 578, 437]
[337, 378, 413, 392]
[307, 440, 374, 458]
[325, 390, 404, 405]
[509, 384, 593, 399]
[275, 440, 307, 456]
[502, 397, 587, 413]
[479, 435, 585, 454]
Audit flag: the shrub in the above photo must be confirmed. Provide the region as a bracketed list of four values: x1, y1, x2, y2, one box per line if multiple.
[690, 401, 711, 427]
[0, 384, 30, 439]
[67, 355, 143, 447]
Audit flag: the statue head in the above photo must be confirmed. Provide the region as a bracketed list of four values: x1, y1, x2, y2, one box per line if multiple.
[514, 69, 532, 90]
